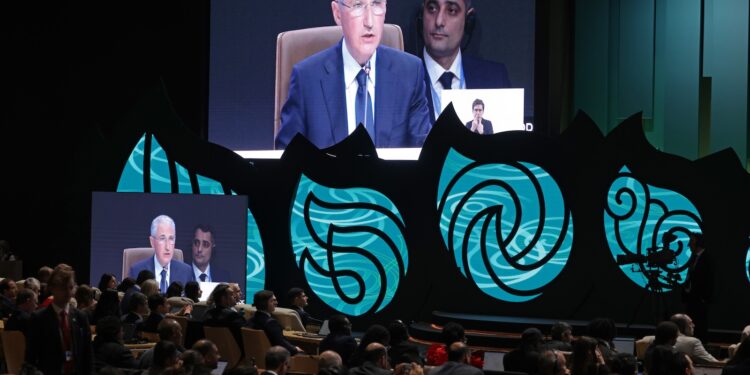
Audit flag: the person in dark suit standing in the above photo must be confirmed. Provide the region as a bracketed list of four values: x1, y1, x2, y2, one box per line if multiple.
[26, 265, 93, 375]
[275, 0, 431, 150]
[429, 342, 482, 375]
[249, 290, 302, 355]
[128, 215, 195, 290]
[6, 288, 38, 337]
[682, 232, 714, 343]
[420, 0, 511, 123]
[286, 287, 321, 328]
[190, 224, 232, 282]
[464, 99, 493, 134]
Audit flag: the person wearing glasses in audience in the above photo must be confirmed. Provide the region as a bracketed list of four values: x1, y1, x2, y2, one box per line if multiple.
[129, 215, 194, 290]
[275, 0, 431, 150]
[190, 224, 231, 282]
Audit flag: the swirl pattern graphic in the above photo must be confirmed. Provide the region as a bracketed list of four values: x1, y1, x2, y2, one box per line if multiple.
[436, 148, 573, 302]
[604, 167, 701, 292]
[290, 174, 408, 316]
[746, 244, 750, 284]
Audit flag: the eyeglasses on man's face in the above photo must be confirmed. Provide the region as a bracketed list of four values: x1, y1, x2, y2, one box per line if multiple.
[339, 0, 387, 17]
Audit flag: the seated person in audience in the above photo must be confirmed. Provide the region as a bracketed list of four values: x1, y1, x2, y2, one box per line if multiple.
[605, 352, 636, 375]
[229, 282, 244, 305]
[141, 278, 160, 297]
[250, 289, 303, 355]
[669, 313, 723, 365]
[425, 322, 481, 367]
[121, 292, 148, 334]
[6, 288, 38, 337]
[350, 324, 391, 367]
[117, 276, 138, 313]
[504, 327, 544, 375]
[388, 319, 422, 367]
[648, 345, 694, 375]
[185, 280, 202, 303]
[429, 341, 482, 375]
[263, 346, 291, 375]
[0, 277, 18, 318]
[724, 336, 750, 375]
[644, 321, 680, 373]
[548, 321, 574, 352]
[147, 340, 181, 375]
[74, 284, 96, 322]
[287, 287, 322, 327]
[166, 281, 184, 298]
[37, 265, 53, 301]
[537, 349, 570, 375]
[320, 314, 358, 365]
[178, 350, 207, 375]
[98, 272, 118, 292]
[23, 277, 41, 296]
[204, 283, 247, 350]
[349, 343, 392, 375]
[142, 293, 170, 333]
[587, 318, 618, 360]
[571, 336, 609, 375]
[139, 318, 184, 369]
[93, 315, 138, 372]
[92, 288, 122, 325]
[193, 339, 222, 372]
[319, 350, 344, 372]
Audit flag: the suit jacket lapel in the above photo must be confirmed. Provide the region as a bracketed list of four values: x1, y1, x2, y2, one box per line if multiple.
[322, 41, 348, 146]
[423, 60, 436, 123]
[375, 48, 396, 147]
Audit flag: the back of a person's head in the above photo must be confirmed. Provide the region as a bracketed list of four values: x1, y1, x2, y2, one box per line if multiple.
[153, 340, 179, 369]
[37, 266, 53, 282]
[319, 350, 343, 369]
[286, 287, 304, 305]
[24, 277, 40, 292]
[48, 266, 75, 289]
[179, 350, 205, 372]
[253, 289, 274, 311]
[668, 314, 690, 335]
[520, 327, 544, 351]
[158, 318, 181, 341]
[571, 336, 598, 375]
[447, 342, 470, 363]
[148, 293, 166, 312]
[95, 315, 123, 343]
[551, 322, 572, 341]
[607, 352, 637, 375]
[94, 289, 121, 319]
[360, 324, 391, 348]
[225, 366, 260, 375]
[537, 350, 562, 375]
[329, 314, 352, 335]
[117, 277, 136, 293]
[211, 284, 232, 307]
[441, 322, 465, 347]
[654, 321, 680, 346]
[141, 279, 159, 297]
[266, 346, 291, 370]
[15, 288, 35, 306]
[648, 346, 689, 375]
[193, 339, 217, 357]
[587, 318, 616, 342]
[364, 343, 387, 364]
[728, 336, 750, 365]
[185, 281, 201, 301]
[129, 292, 148, 313]
[388, 320, 410, 344]
[136, 269, 156, 285]
[74, 284, 94, 306]
[166, 281, 184, 298]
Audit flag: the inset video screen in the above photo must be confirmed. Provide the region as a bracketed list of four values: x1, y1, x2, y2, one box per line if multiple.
[90, 192, 248, 295]
[208, 0, 535, 151]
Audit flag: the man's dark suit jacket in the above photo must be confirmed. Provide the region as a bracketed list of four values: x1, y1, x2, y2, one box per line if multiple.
[423, 54, 512, 123]
[192, 263, 232, 282]
[290, 305, 321, 328]
[128, 256, 194, 286]
[464, 119, 494, 135]
[503, 348, 540, 375]
[276, 41, 431, 149]
[348, 362, 392, 375]
[26, 305, 93, 375]
[249, 310, 299, 355]
[93, 338, 138, 371]
[319, 333, 358, 365]
[5, 309, 32, 337]
[388, 341, 422, 367]
[204, 306, 247, 351]
[0, 295, 15, 319]
[141, 312, 164, 333]
[429, 361, 483, 375]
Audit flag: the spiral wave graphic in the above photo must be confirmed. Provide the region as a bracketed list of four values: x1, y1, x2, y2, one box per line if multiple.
[437, 148, 573, 302]
[604, 167, 702, 292]
[290, 174, 408, 316]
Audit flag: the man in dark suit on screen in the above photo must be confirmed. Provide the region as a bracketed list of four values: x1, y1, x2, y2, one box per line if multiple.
[129, 215, 194, 292]
[190, 224, 231, 282]
[26, 266, 93, 375]
[420, 0, 511, 123]
[275, 0, 431, 149]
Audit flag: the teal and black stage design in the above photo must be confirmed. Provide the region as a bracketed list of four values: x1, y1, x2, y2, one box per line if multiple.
[103, 91, 750, 331]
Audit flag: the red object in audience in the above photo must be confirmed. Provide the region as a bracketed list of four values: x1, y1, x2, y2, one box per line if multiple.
[425, 344, 484, 368]
[38, 295, 53, 309]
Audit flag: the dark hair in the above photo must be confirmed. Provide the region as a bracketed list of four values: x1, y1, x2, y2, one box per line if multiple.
[0, 278, 15, 294]
[266, 346, 291, 370]
[360, 325, 391, 348]
[185, 281, 201, 302]
[166, 281, 184, 298]
[136, 270, 156, 285]
[364, 345, 387, 363]
[15, 288, 36, 306]
[128, 292, 148, 313]
[158, 318, 181, 341]
[571, 336, 599, 375]
[194, 224, 216, 241]
[669, 315, 689, 335]
[538, 350, 562, 375]
[98, 273, 117, 292]
[471, 98, 484, 110]
[74, 284, 94, 306]
[607, 352, 637, 375]
[287, 287, 304, 304]
[253, 289, 275, 311]
[587, 318, 616, 343]
[153, 340, 180, 368]
[95, 315, 123, 343]
[520, 327, 544, 352]
[329, 314, 352, 335]
[93, 289, 121, 324]
[447, 343, 470, 362]
[728, 336, 750, 365]
[388, 320, 410, 344]
[441, 322, 465, 347]
[148, 293, 167, 311]
[117, 277, 136, 293]
[212, 284, 232, 308]
[551, 322, 572, 341]
[654, 321, 680, 346]
[193, 339, 217, 357]
[647, 345, 690, 375]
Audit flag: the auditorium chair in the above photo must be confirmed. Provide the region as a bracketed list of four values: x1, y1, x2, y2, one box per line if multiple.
[289, 355, 320, 375]
[121, 247, 184, 280]
[205, 326, 243, 369]
[241, 327, 271, 368]
[273, 24, 405, 145]
[1, 330, 25, 375]
[273, 307, 306, 332]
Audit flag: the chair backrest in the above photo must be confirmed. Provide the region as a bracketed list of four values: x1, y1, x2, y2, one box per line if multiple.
[635, 336, 654, 360]
[205, 326, 243, 369]
[273, 307, 306, 332]
[236, 303, 257, 320]
[121, 247, 184, 280]
[273, 24, 404, 144]
[241, 327, 271, 368]
[141, 331, 161, 343]
[1, 330, 26, 375]
[289, 354, 320, 375]
[171, 315, 189, 347]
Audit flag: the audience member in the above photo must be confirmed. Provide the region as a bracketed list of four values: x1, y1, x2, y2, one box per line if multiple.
[179, 350, 208, 375]
[588, 318, 618, 360]
[319, 350, 344, 371]
[141, 278, 160, 297]
[147, 340, 181, 375]
[287, 287, 321, 327]
[121, 291, 148, 331]
[98, 272, 118, 292]
[143, 293, 170, 332]
[570, 336, 609, 375]
[548, 321, 574, 351]
[185, 280, 202, 303]
[139, 318, 184, 369]
[670, 313, 722, 365]
[0, 277, 18, 318]
[606, 352, 636, 375]
[648, 345, 694, 375]
[193, 339, 222, 371]
[263, 346, 291, 375]
[23, 277, 41, 296]
[429, 341, 482, 375]
[37, 265, 53, 300]
[250, 289, 302, 355]
[350, 324, 391, 367]
[537, 349, 571, 375]
[6, 288, 37, 336]
[504, 327, 544, 375]
[320, 314, 358, 365]
[166, 281, 184, 298]
[74, 284, 96, 322]
[92, 288, 121, 325]
[723, 336, 750, 375]
[644, 321, 680, 373]
[92, 315, 138, 371]
[118, 276, 139, 313]
[388, 319, 422, 367]
[349, 343, 392, 375]
[204, 283, 246, 351]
